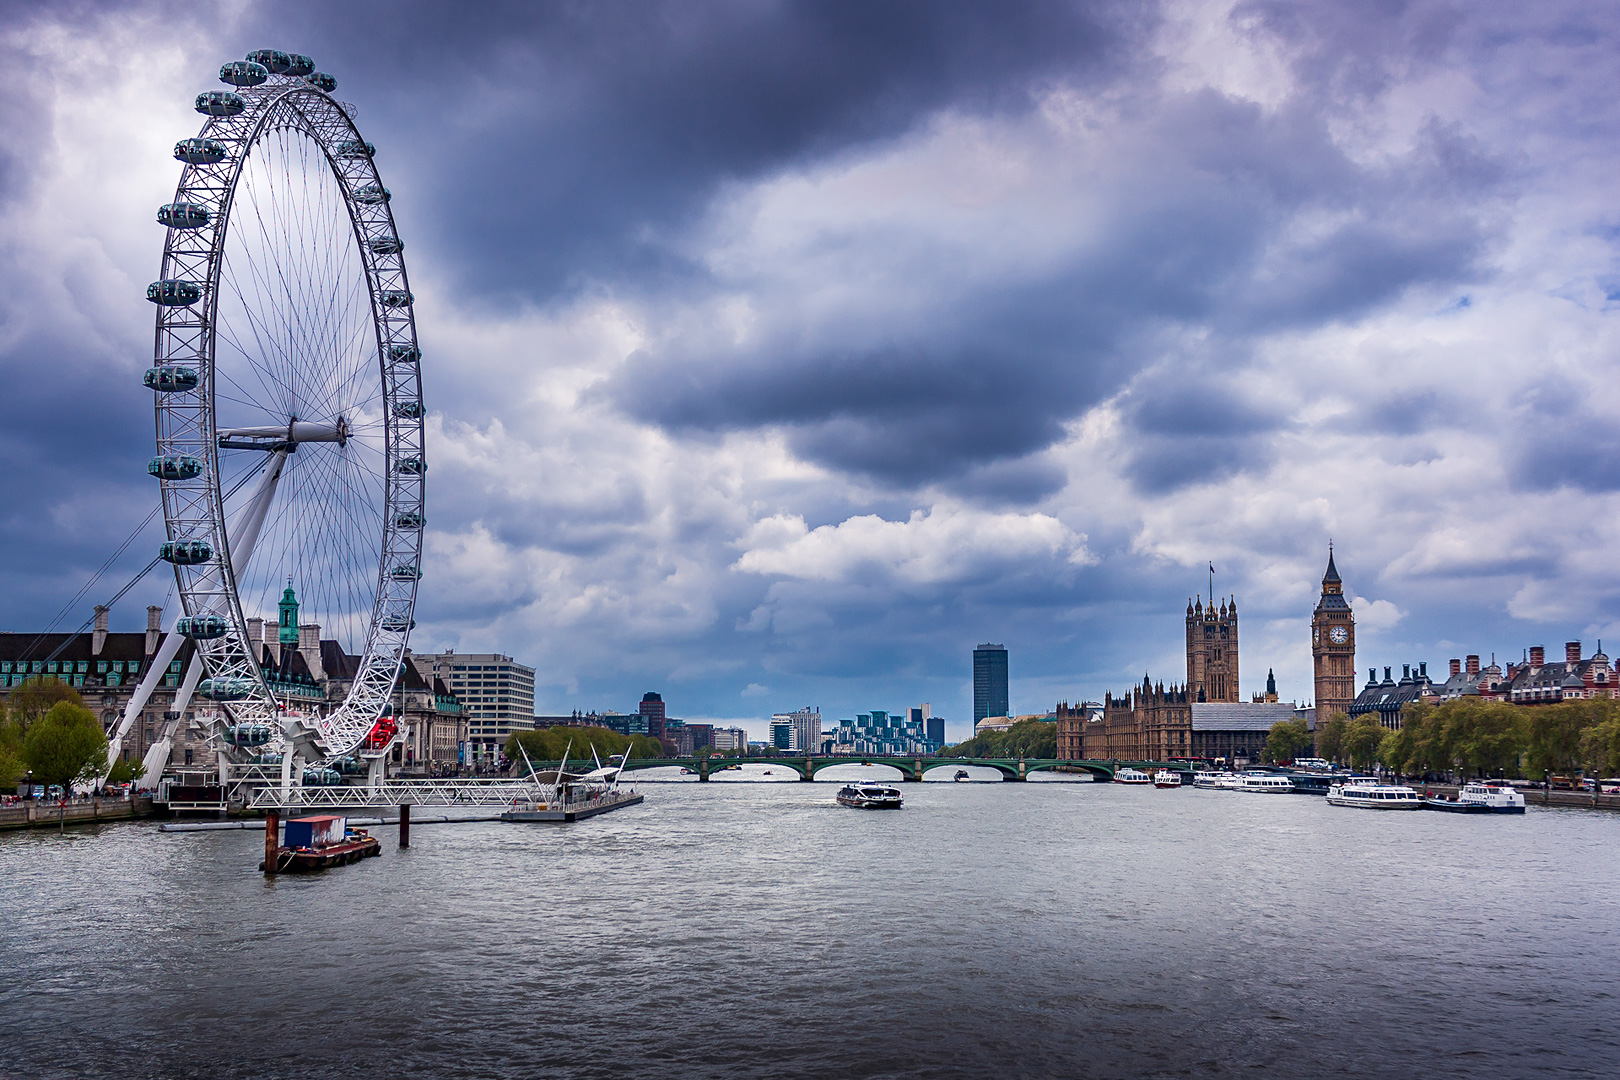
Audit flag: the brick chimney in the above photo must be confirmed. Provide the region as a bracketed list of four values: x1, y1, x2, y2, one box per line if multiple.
[146, 605, 162, 656]
[1530, 646, 1545, 668]
[1450, 658, 1462, 677]
[298, 623, 323, 683]
[92, 605, 109, 656]
[1565, 641, 1581, 664]
[1466, 655, 1480, 676]
[246, 617, 263, 647]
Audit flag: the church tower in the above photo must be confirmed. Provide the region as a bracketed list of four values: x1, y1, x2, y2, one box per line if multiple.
[278, 580, 301, 646]
[1311, 549, 1356, 743]
[1185, 594, 1239, 702]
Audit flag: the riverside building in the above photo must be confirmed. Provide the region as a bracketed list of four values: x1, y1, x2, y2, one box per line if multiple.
[415, 650, 536, 765]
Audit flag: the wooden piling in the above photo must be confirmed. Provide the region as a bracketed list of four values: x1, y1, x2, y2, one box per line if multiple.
[264, 810, 280, 875]
[399, 802, 410, 848]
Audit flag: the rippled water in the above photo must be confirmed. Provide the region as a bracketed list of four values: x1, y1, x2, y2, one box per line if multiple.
[2, 774, 1617, 1079]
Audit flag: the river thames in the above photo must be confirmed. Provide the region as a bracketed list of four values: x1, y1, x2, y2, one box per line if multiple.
[2, 771, 1617, 1079]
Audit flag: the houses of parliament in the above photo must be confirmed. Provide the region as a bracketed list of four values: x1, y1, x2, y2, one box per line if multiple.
[1057, 552, 1353, 760]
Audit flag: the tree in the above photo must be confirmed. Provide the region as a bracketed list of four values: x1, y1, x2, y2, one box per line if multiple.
[1343, 715, 1386, 772]
[1263, 720, 1312, 764]
[1580, 717, 1620, 778]
[105, 757, 140, 785]
[22, 701, 108, 793]
[505, 726, 662, 768]
[1317, 712, 1350, 764]
[0, 746, 23, 791]
[5, 676, 85, 736]
[940, 719, 1056, 759]
[1525, 700, 1612, 778]
[1377, 725, 1412, 777]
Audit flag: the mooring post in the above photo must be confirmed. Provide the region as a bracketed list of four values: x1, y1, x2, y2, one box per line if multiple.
[264, 810, 280, 875]
[399, 802, 411, 848]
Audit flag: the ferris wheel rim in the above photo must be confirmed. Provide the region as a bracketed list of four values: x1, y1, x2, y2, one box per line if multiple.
[148, 65, 425, 762]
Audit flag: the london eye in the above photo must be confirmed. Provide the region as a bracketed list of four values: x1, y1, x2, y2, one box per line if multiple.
[135, 50, 424, 773]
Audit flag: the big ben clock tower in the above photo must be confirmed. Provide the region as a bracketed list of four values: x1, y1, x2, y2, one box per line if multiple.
[1311, 547, 1355, 748]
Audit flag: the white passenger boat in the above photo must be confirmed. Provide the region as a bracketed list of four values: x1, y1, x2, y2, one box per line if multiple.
[1193, 771, 1235, 789]
[1326, 780, 1422, 809]
[1237, 774, 1296, 794]
[1113, 767, 1153, 785]
[1212, 774, 1242, 790]
[837, 784, 902, 809]
[1153, 770, 1182, 788]
[1422, 780, 1526, 814]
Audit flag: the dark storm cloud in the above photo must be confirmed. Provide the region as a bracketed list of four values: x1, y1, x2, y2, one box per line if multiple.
[232, 0, 1140, 302]
[603, 85, 1502, 491]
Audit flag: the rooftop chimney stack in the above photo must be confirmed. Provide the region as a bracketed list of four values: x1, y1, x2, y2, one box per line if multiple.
[146, 605, 162, 656]
[92, 605, 109, 656]
[1530, 646, 1545, 668]
[1450, 658, 1462, 677]
[1466, 655, 1480, 676]
[298, 623, 324, 683]
[1566, 641, 1582, 664]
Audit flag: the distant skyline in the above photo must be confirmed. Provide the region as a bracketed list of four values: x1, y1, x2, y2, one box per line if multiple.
[4, 2, 1620, 745]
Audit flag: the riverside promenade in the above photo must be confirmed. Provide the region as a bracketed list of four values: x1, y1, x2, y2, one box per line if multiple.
[0, 795, 155, 831]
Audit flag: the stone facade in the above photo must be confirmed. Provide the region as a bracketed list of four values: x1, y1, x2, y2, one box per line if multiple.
[1186, 597, 1239, 701]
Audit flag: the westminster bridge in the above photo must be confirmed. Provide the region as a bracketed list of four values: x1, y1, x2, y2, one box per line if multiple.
[609, 757, 1197, 782]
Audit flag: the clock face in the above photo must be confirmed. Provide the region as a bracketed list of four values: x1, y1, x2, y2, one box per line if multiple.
[1329, 625, 1348, 645]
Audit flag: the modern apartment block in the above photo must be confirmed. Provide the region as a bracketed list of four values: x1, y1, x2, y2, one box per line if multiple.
[771, 706, 822, 753]
[418, 650, 536, 763]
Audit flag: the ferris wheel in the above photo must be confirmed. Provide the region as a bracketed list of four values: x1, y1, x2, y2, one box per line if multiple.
[142, 51, 424, 766]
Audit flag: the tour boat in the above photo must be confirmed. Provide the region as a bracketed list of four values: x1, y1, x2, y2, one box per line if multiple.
[1422, 780, 1526, 814]
[1192, 771, 1225, 788]
[1212, 774, 1243, 790]
[1326, 780, 1422, 809]
[837, 784, 902, 809]
[1113, 767, 1153, 785]
[1153, 770, 1182, 788]
[954, 769, 971, 782]
[1237, 774, 1296, 794]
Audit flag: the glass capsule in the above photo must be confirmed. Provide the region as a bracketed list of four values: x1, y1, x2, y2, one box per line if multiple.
[305, 72, 337, 93]
[160, 539, 213, 565]
[147, 454, 203, 480]
[173, 138, 227, 164]
[219, 60, 268, 87]
[246, 49, 291, 74]
[144, 366, 199, 393]
[147, 280, 202, 306]
[194, 91, 245, 117]
[177, 615, 228, 640]
[157, 203, 210, 229]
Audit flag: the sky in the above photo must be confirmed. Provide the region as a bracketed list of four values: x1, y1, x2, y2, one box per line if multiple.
[3, 1, 1619, 742]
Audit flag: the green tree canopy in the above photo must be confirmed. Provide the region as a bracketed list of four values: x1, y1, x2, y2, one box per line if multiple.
[505, 726, 663, 768]
[1316, 712, 1350, 764]
[4, 676, 85, 741]
[1263, 719, 1312, 764]
[1343, 715, 1387, 771]
[1580, 717, 1620, 778]
[940, 719, 1056, 759]
[22, 701, 108, 793]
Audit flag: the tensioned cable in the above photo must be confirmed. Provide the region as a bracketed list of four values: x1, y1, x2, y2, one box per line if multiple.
[30, 459, 275, 667]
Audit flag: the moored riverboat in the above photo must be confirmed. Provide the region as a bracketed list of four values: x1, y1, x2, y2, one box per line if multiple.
[1326, 780, 1422, 809]
[260, 814, 381, 872]
[1113, 767, 1153, 785]
[502, 743, 645, 823]
[1153, 770, 1182, 788]
[837, 784, 903, 809]
[1422, 780, 1526, 814]
[1237, 774, 1295, 794]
